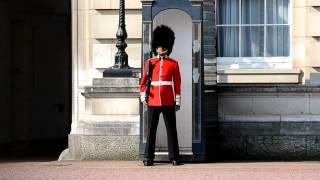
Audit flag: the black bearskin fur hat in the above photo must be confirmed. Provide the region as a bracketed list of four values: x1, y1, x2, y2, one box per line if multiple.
[152, 25, 175, 56]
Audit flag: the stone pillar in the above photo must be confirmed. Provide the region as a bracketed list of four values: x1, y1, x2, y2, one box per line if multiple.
[60, 78, 140, 160]
[59, 0, 142, 161]
[292, 0, 320, 84]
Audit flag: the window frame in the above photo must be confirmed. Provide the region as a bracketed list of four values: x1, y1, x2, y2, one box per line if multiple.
[215, 0, 292, 70]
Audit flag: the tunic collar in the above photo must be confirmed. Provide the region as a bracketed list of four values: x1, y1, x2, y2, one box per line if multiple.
[157, 54, 168, 59]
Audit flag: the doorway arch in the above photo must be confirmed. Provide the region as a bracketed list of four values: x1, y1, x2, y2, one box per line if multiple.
[140, 0, 206, 161]
[153, 9, 193, 153]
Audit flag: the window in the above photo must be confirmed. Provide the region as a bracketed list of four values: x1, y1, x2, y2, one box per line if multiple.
[217, 0, 291, 69]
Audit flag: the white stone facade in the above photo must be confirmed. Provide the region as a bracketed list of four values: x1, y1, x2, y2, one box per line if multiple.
[66, 0, 320, 160]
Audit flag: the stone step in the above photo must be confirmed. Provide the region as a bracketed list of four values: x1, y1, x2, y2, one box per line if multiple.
[93, 77, 140, 87]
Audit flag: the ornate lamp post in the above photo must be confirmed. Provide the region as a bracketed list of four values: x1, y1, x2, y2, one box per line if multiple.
[103, 0, 132, 77]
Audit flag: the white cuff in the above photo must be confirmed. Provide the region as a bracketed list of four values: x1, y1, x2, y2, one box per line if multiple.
[175, 95, 181, 106]
[140, 92, 146, 102]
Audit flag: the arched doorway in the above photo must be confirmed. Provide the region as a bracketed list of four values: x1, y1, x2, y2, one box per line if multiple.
[0, 0, 71, 160]
[140, 0, 206, 161]
[153, 9, 193, 153]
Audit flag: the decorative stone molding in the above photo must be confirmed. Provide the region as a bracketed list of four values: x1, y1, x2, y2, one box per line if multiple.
[307, 0, 320, 6]
[218, 84, 320, 93]
[58, 77, 140, 161]
[190, 0, 204, 6]
[218, 69, 302, 84]
[81, 78, 139, 98]
[141, 0, 155, 6]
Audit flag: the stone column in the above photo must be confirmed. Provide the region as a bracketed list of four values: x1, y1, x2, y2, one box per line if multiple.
[59, 0, 141, 161]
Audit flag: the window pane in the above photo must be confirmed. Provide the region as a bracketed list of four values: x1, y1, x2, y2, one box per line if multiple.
[241, 26, 264, 57]
[266, 26, 289, 56]
[217, 0, 239, 24]
[267, 0, 289, 24]
[242, 0, 264, 24]
[218, 26, 239, 57]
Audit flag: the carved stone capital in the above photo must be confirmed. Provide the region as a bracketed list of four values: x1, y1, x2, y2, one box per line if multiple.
[190, 0, 203, 6]
[141, 0, 155, 6]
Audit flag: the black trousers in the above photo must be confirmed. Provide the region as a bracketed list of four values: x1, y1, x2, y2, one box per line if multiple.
[144, 106, 180, 161]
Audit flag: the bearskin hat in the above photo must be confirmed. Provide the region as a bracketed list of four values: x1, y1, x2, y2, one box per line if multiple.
[152, 25, 175, 56]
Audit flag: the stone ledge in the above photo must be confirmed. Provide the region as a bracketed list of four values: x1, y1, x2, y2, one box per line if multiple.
[78, 120, 139, 136]
[93, 77, 140, 86]
[281, 115, 320, 122]
[82, 89, 139, 98]
[217, 69, 302, 84]
[217, 84, 320, 93]
[79, 114, 139, 122]
[222, 115, 320, 122]
[222, 115, 281, 122]
[82, 77, 140, 98]
[219, 121, 320, 136]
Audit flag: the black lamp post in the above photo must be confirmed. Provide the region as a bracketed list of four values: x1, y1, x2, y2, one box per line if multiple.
[103, 0, 132, 77]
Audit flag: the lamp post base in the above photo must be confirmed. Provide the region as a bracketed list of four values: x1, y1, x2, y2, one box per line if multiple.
[103, 67, 132, 77]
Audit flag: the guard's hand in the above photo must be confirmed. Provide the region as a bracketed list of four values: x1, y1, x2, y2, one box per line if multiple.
[143, 101, 148, 106]
[175, 105, 180, 111]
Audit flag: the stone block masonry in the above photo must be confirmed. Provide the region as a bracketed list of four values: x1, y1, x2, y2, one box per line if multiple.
[213, 85, 320, 160]
[59, 78, 140, 161]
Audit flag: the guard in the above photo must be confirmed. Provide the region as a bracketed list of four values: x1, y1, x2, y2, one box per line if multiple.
[140, 25, 183, 166]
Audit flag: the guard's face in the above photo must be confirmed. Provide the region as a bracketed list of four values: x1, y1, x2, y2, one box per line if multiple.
[156, 47, 168, 56]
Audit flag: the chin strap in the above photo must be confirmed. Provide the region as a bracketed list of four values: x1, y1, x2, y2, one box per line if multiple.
[157, 49, 168, 57]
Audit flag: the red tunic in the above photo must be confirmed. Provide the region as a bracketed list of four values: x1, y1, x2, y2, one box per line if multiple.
[140, 56, 181, 106]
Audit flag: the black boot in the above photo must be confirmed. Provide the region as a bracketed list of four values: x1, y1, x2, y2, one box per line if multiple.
[143, 159, 154, 166]
[171, 159, 183, 166]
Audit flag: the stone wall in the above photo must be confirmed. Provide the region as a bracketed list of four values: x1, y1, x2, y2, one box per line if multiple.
[208, 0, 320, 160]
[216, 0, 320, 84]
[70, 0, 142, 136]
[215, 85, 320, 160]
[60, 77, 140, 160]
[67, 0, 320, 161]
[61, 0, 142, 160]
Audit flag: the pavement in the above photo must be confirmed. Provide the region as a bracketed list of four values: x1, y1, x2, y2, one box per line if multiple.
[1, 159, 320, 180]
